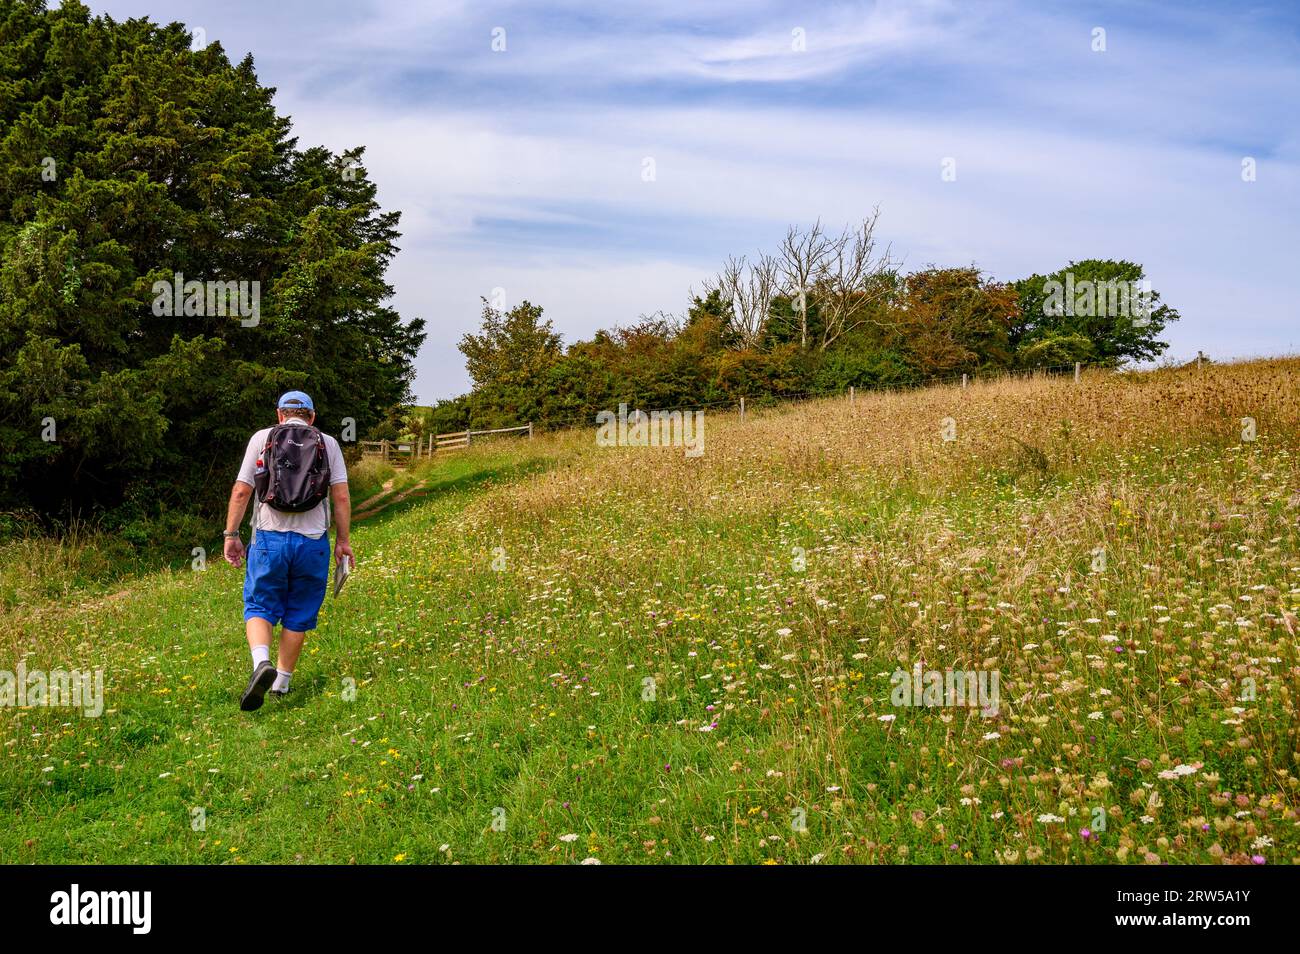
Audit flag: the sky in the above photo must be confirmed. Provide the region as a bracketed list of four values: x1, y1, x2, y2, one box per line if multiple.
[90, 0, 1300, 402]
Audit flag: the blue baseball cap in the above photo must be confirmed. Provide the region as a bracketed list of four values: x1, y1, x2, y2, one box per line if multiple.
[277, 390, 315, 412]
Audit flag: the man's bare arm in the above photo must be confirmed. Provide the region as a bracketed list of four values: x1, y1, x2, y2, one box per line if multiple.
[224, 481, 253, 566]
[226, 481, 252, 533]
[331, 482, 354, 568]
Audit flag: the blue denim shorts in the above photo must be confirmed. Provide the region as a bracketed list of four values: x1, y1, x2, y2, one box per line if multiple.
[243, 530, 331, 632]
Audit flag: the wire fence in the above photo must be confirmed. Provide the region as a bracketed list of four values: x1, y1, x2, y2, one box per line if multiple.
[402, 351, 1269, 452]
[506, 361, 1094, 436]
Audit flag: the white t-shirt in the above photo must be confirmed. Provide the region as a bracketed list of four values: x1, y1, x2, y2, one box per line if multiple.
[236, 422, 348, 540]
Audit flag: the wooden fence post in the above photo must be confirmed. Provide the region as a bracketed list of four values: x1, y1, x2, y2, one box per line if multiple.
[961, 374, 968, 389]
[1074, 362, 1081, 383]
[849, 386, 855, 407]
[527, 422, 533, 440]
[739, 397, 745, 422]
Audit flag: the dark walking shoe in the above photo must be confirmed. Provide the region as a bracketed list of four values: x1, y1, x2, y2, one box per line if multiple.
[240, 661, 277, 712]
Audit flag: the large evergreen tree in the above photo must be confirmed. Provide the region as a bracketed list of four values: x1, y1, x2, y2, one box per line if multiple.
[0, 0, 424, 520]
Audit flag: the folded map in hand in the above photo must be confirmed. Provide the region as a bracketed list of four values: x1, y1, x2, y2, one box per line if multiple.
[333, 556, 351, 598]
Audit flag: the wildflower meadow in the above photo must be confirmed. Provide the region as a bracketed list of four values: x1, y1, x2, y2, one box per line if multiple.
[2, 358, 1297, 865]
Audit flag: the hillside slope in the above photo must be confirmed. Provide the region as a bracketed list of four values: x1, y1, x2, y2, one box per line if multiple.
[3, 360, 1299, 864]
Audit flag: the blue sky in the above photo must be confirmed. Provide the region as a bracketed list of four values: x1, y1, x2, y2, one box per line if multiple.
[91, 0, 1300, 401]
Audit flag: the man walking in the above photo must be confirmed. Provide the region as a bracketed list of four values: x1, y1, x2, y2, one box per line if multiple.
[223, 391, 354, 711]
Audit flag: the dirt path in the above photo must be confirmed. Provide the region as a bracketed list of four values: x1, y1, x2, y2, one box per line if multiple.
[353, 478, 428, 522]
[353, 478, 396, 514]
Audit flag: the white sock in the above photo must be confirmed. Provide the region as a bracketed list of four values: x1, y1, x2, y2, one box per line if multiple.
[272, 669, 292, 693]
[251, 645, 270, 669]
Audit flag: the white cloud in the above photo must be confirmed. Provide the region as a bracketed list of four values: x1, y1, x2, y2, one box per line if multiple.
[89, 0, 1300, 400]
[296, 100, 1299, 398]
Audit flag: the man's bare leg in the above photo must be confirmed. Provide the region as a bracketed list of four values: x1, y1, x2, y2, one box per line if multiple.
[277, 629, 306, 673]
[246, 616, 273, 655]
[272, 629, 306, 694]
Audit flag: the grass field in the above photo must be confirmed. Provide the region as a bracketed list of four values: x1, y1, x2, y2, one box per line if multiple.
[3, 359, 1300, 864]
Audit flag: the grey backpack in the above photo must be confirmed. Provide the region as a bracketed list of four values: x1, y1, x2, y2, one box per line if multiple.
[253, 423, 331, 512]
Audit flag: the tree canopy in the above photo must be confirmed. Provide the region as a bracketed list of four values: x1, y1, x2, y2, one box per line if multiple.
[0, 0, 425, 524]
[436, 220, 1178, 432]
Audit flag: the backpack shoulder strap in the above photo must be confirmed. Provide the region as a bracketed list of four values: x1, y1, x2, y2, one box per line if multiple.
[252, 426, 276, 528]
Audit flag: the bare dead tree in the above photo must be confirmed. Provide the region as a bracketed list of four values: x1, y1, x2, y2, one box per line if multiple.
[701, 210, 894, 352]
[776, 220, 832, 349]
[814, 208, 895, 351]
[707, 254, 778, 349]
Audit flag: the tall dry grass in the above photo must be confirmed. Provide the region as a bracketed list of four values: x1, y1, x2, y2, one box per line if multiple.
[496, 358, 1300, 530]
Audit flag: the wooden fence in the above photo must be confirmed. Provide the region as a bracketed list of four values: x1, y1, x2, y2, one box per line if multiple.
[361, 423, 531, 465]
